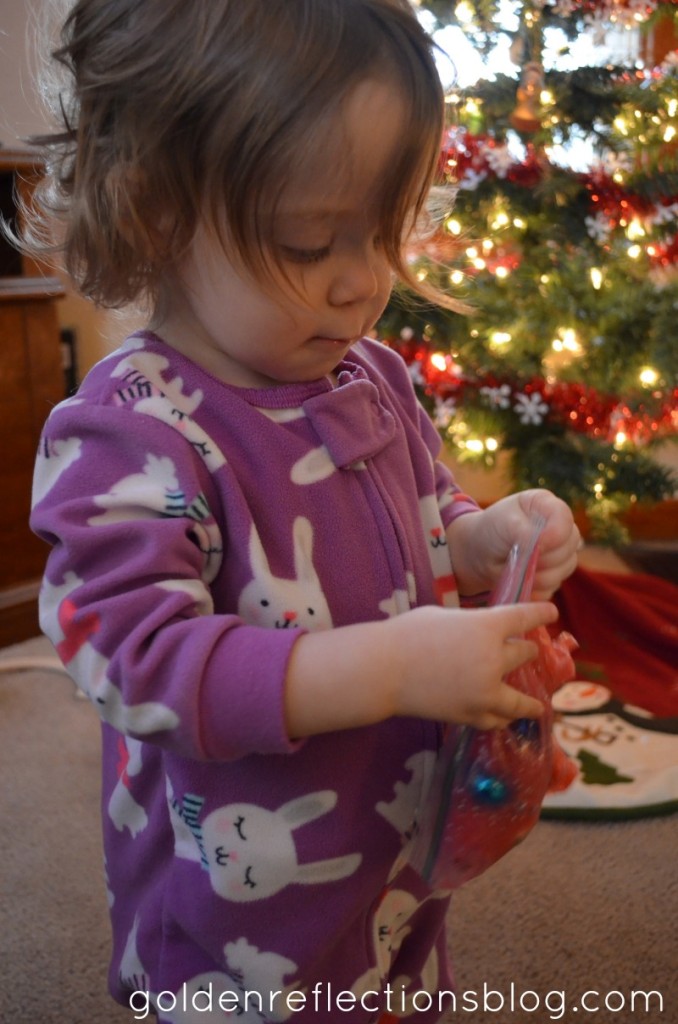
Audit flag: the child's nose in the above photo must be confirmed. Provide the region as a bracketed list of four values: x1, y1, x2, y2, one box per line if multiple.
[328, 249, 383, 307]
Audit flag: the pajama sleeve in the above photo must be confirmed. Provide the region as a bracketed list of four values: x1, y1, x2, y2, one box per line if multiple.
[417, 401, 480, 529]
[31, 401, 303, 762]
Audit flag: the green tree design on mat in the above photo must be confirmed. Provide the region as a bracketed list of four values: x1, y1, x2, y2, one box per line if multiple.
[577, 749, 633, 786]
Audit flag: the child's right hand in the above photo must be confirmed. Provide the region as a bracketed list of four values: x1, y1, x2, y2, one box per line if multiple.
[284, 600, 559, 739]
[386, 601, 559, 730]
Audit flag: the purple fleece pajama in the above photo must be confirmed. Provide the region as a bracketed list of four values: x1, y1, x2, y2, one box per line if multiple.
[30, 333, 478, 1022]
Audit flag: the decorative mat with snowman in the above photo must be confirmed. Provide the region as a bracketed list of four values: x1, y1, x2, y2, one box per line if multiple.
[543, 566, 678, 820]
[542, 680, 678, 819]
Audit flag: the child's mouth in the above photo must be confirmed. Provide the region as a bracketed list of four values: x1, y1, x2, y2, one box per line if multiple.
[310, 336, 356, 348]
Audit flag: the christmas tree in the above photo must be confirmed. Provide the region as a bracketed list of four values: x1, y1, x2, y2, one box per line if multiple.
[380, 0, 678, 541]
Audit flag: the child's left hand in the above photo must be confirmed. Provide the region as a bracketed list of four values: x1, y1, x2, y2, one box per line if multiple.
[447, 488, 581, 599]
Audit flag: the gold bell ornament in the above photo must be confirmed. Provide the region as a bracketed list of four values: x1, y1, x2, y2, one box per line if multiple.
[510, 62, 544, 134]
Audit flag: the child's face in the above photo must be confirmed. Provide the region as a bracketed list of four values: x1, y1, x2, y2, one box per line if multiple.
[156, 79, 408, 388]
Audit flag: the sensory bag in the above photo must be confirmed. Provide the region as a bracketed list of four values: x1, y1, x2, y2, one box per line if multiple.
[409, 517, 578, 889]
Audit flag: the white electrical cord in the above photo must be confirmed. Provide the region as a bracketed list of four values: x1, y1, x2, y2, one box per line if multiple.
[0, 655, 87, 698]
[0, 656, 70, 676]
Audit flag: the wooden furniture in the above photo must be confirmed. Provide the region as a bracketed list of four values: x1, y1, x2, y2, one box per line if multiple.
[0, 150, 66, 646]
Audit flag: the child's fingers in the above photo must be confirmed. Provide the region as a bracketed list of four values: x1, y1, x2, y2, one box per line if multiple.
[533, 532, 581, 596]
[470, 686, 544, 730]
[533, 518, 581, 597]
[503, 636, 539, 673]
[538, 525, 581, 566]
[482, 683, 544, 728]
[497, 600, 558, 636]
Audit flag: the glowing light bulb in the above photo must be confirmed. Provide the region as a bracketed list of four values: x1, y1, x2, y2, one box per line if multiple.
[627, 244, 642, 259]
[455, 0, 474, 24]
[430, 352, 448, 372]
[590, 267, 603, 290]
[626, 219, 645, 240]
[664, 126, 676, 143]
[449, 270, 465, 285]
[639, 366, 659, 386]
[446, 218, 462, 235]
[563, 329, 581, 352]
[466, 439, 485, 454]
[495, 265, 510, 279]
[490, 331, 512, 347]
[546, 327, 584, 379]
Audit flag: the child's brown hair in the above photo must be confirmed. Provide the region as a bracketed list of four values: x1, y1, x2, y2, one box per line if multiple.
[19, 0, 465, 313]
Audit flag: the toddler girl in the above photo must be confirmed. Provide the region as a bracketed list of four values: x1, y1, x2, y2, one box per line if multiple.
[23, 1, 579, 1020]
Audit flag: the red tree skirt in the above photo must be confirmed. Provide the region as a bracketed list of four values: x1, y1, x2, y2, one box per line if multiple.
[555, 566, 678, 717]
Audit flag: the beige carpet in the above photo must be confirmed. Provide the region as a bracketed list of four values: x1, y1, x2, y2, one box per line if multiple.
[1, 634, 676, 1024]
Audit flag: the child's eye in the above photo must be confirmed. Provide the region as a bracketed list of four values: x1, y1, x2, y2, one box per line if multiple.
[280, 245, 331, 265]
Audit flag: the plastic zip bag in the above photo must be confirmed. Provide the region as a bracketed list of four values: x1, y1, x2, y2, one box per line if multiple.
[408, 516, 577, 889]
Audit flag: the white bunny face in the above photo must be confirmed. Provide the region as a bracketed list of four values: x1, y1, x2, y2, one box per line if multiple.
[237, 517, 332, 631]
[170, 790, 362, 903]
[203, 802, 290, 901]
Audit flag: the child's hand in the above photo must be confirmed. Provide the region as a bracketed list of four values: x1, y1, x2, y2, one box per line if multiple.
[389, 600, 558, 729]
[448, 488, 581, 599]
[285, 599, 558, 738]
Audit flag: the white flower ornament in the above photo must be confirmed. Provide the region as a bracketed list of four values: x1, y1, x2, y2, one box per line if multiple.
[480, 384, 512, 409]
[483, 143, 514, 179]
[433, 397, 457, 429]
[460, 168, 487, 191]
[585, 212, 613, 243]
[514, 391, 549, 425]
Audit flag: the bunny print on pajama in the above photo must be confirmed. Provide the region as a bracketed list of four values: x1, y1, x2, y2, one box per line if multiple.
[31, 332, 479, 1021]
